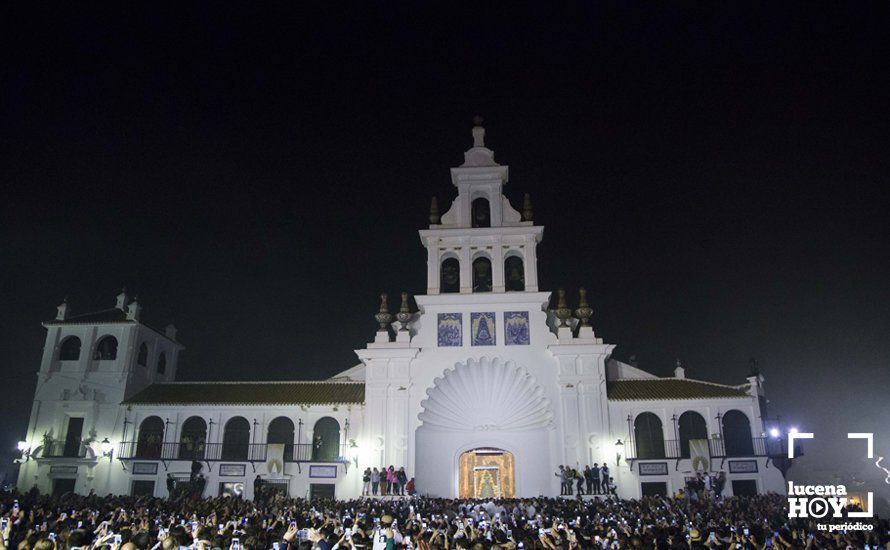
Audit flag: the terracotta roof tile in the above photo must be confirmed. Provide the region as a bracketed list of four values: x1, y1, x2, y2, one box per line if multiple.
[607, 379, 749, 401]
[124, 381, 365, 406]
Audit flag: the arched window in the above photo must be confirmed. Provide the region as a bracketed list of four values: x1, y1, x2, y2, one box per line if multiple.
[504, 255, 525, 291]
[222, 417, 250, 460]
[634, 412, 666, 459]
[471, 198, 491, 228]
[472, 257, 492, 293]
[440, 257, 460, 293]
[267, 417, 295, 460]
[678, 411, 709, 458]
[59, 336, 82, 361]
[722, 410, 754, 457]
[136, 416, 164, 459]
[93, 336, 118, 360]
[311, 417, 340, 461]
[157, 352, 167, 375]
[137, 343, 149, 366]
[179, 416, 207, 460]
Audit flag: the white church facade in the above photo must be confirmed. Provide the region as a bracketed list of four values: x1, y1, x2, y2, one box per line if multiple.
[16, 122, 787, 501]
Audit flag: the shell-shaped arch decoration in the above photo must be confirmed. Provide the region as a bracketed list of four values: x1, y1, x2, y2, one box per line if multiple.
[419, 357, 554, 431]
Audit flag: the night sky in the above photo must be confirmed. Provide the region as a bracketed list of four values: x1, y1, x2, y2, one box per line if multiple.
[2, 4, 889, 495]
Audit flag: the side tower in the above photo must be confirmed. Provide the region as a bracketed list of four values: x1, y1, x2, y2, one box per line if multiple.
[16, 291, 183, 495]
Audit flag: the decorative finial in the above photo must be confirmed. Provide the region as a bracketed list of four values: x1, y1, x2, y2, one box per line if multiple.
[396, 292, 412, 332]
[674, 360, 686, 379]
[56, 297, 70, 321]
[575, 287, 593, 327]
[523, 193, 533, 221]
[472, 116, 485, 147]
[126, 296, 142, 321]
[429, 196, 440, 224]
[374, 293, 393, 333]
[115, 288, 129, 310]
[555, 288, 572, 328]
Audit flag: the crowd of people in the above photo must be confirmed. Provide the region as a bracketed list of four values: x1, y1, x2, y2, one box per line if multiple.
[0, 486, 886, 549]
[554, 465, 617, 497]
[361, 468, 414, 498]
[554, 466, 730, 504]
[679, 473, 728, 503]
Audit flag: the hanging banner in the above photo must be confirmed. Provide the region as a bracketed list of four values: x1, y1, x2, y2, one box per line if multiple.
[690, 439, 710, 472]
[266, 443, 285, 477]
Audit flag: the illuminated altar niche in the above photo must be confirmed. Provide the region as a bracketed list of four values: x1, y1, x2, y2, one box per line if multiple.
[459, 448, 515, 498]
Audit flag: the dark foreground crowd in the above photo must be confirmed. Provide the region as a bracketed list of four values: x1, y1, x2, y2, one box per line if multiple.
[1, 489, 887, 550]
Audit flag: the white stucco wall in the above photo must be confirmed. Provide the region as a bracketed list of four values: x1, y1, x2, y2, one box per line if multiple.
[606, 396, 786, 498]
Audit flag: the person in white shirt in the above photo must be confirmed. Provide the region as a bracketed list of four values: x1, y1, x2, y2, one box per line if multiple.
[371, 515, 402, 550]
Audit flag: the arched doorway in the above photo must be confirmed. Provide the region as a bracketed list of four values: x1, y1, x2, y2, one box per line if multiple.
[222, 417, 251, 460]
[136, 416, 164, 459]
[459, 448, 515, 498]
[312, 417, 341, 461]
[179, 416, 207, 460]
[268, 417, 295, 461]
[633, 412, 666, 459]
[678, 411, 708, 459]
[416, 357, 553, 497]
[722, 410, 754, 457]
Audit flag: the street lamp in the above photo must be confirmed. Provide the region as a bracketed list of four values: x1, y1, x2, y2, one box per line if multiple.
[769, 428, 780, 438]
[16, 441, 31, 463]
[350, 441, 360, 469]
[100, 438, 114, 459]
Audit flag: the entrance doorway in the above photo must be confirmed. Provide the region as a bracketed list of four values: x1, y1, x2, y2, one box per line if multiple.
[131, 480, 156, 497]
[641, 482, 668, 497]
[52, 478, 76, 496]
[732, 479, 758, 496]
[63, 417, 84, 458]
[459, 448, 515, 498]
[310, 483, 335, 500]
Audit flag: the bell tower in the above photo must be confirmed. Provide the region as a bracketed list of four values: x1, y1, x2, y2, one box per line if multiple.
[420, 118, 544, 294]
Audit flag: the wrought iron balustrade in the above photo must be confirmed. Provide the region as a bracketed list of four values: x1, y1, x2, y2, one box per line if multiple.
[41, 441, 88, 458]
[116, 441, 350, 463]
[624, 437, 771, 462]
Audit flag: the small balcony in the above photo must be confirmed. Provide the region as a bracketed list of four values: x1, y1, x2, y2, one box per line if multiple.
[40, 441, 90, 459]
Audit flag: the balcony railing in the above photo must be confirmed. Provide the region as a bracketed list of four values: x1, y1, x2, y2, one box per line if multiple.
[41, 441, 89, 459]
[117, 441, 350, 463]
[625, 437, 773, 461]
